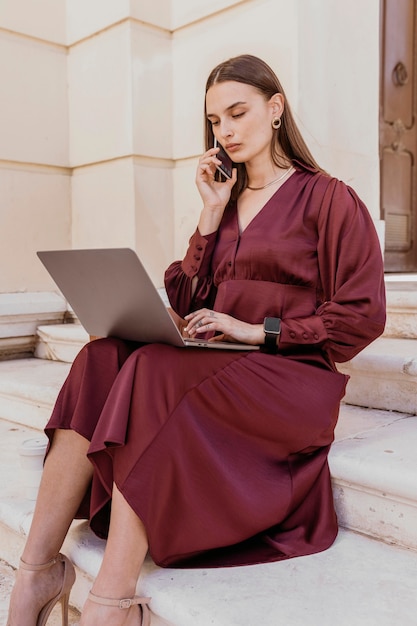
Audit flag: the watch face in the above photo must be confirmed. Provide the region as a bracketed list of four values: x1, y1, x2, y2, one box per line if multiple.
[265, 317, 281, 334]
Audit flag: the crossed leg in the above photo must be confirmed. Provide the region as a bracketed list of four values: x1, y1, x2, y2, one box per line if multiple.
[7, 428, 149, 626]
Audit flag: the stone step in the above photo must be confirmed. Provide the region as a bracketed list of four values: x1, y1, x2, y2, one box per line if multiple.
[2, 527, 417, 626]
[331, 404, 417, 550]
[0, 358, 71, 431]
[337, 337, 417, 414]
[384, 278, 417, 340]
[0, 292, 67, 360]
[0, 415, 416, 625]
[35, 323, 89, 363]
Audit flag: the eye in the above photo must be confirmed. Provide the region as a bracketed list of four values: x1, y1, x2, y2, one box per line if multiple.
[210, 120, 219, 126]
[232, 112, 245, 119]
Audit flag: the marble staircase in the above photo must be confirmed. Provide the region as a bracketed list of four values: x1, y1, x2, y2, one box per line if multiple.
[0, 280, 416, 625]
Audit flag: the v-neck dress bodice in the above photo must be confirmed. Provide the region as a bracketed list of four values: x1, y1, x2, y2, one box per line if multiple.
[166, 164, 386, 363]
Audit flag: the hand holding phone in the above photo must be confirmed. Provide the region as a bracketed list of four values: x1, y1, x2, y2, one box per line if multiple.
[214, 138, 233, 180]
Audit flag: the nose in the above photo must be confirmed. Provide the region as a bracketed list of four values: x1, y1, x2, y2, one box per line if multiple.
[219, 120, 233, 140]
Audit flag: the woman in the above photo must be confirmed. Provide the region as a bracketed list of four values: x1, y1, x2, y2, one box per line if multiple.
[7, 54, 386, 626]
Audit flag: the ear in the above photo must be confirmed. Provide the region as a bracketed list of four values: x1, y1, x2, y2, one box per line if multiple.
[268, 93, 285, 118]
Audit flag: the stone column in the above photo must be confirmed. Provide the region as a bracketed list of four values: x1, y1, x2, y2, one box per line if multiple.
[0, 0, 70, 292]
[67, 2, 174, 286]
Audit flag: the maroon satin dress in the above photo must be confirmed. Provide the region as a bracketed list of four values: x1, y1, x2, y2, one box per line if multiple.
[45, 163, 386, 568]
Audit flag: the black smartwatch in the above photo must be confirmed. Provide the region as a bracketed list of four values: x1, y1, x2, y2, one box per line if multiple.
[263, 317, 281, 353]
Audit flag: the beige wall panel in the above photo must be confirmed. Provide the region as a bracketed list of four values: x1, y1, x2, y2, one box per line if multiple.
[0, 33, 68, 165]
[131, 22, 172, 159]
[0, 0, 66, 44]
[172, 158, 201, 260]
[319, 149, 380, 217]
[72, 157, 175, 286]
[130, 0, 171, 30]
[172, 0, 244, 29]
[68, 22, 132, 166]
[298, 0, 380, 217]
[66, 0, 130, 44]
[133, 159, 174, 287]
[71, 159, 135, 250]
[0, 165, 70, 292]
[172, 0, 297, 160]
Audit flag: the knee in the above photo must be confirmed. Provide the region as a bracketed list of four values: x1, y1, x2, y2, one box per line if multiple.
[77, 336, 136, 366]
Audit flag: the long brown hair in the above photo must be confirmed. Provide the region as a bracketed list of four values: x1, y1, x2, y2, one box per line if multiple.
[204, 54, 326, 201]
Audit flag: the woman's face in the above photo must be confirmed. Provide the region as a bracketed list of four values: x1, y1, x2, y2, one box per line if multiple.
[205, 81, 283, 165]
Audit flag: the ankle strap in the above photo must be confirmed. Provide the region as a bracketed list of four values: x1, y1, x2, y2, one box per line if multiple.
[20, 554, 62, 572]
[89, 591, 151, 610]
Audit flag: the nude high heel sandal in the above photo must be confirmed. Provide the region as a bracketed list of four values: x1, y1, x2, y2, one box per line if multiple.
[19, 553, 76, 626]
[88, 591, 152, 626]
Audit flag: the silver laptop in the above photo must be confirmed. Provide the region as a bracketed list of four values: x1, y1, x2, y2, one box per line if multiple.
[37, 248, 259, 351]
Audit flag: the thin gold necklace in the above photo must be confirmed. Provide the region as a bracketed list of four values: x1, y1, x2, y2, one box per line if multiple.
[247, 166, 294, 191]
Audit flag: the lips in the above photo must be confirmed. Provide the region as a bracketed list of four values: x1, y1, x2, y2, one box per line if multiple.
[225, 143, 241, 153]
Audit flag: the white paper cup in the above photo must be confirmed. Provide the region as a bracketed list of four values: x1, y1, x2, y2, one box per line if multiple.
[19, 436, 48, 500]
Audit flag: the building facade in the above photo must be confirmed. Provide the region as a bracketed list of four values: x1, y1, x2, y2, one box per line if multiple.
[0, 0, 381, 294]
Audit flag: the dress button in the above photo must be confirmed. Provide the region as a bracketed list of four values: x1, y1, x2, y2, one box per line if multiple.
[191, 265, 197, 271]
[289, 331, 296, 339]
[194, 255, 201, 260]
[302, 332, 309, 340]
[196, 245, 203, 251]
[227, 261, 232, 267]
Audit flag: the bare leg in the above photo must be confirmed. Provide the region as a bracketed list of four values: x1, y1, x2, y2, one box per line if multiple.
[7, 428, 93, 626]
[79, 483, 149, 626]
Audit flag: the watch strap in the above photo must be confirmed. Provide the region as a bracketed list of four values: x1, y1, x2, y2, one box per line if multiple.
[263, 317, 281, 353]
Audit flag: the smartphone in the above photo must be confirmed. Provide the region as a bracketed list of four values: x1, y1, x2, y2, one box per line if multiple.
[214, 138, 233, 180]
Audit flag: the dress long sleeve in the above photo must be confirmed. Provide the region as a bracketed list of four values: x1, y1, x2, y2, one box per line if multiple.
[279, 177, 386, 362]
[165, 229, 218, 318]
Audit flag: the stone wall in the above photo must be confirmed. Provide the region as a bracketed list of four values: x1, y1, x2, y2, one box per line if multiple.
[0, 0, 381, 293]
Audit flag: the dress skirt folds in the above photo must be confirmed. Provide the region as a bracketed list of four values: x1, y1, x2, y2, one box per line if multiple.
[46, 338, 347, 567]
[45, 164, 386, 568]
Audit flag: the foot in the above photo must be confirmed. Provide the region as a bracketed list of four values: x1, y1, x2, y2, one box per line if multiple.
[7, 559, 66, 626]
[79, 596, 144, 626]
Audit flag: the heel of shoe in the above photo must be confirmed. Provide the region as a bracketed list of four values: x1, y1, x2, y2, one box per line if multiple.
[37, 589, 71, 626]
[25, 554, 75, 626]
[60, 591, 70, 626]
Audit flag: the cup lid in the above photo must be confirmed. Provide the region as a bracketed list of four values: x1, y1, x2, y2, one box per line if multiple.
[19, 437, 48, 455]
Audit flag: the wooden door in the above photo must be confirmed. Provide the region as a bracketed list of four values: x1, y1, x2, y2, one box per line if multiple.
[380, 0, 417, 271]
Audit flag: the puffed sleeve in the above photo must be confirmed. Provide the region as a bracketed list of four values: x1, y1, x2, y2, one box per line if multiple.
[279, 177, 386, 363]
[164, 228, 218, 318]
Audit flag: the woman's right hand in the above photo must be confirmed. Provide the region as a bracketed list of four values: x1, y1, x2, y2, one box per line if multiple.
[196, 147, 237, 215]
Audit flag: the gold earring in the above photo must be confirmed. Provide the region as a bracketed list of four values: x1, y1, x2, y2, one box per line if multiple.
[272, 117, 281, 130]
